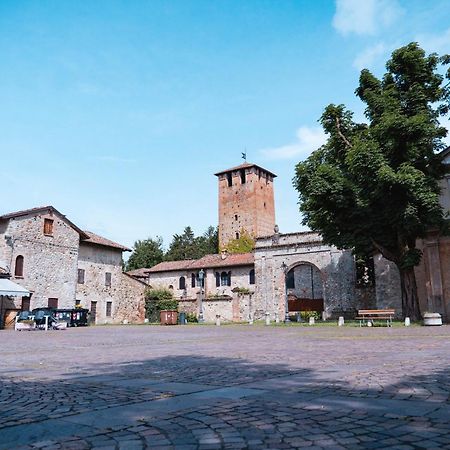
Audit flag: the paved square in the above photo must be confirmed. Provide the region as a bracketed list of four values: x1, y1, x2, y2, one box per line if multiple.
[1, 324, 449, 449]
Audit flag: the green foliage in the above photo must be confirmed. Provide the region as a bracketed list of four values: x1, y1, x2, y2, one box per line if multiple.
[232, 287, 252, 295]
[165, 226, 218, 261]
[184, 312, 198, 323]
[223, 229, 255, 254]
[144, 288, 178, 322]
[126, 237, 164, 271]
[299, 311, 321, 321]
[293, 43, 450, 320]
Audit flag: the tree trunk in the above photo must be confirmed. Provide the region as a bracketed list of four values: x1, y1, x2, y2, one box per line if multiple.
[399, 267, 422, 321]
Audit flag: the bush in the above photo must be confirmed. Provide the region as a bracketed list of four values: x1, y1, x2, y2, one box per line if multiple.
[145, 288, 178, 322]
[185, 312, 198, 323]
[300, 311, 322, 321]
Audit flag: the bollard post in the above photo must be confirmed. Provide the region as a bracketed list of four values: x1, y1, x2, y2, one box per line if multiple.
[265, 312, 271, 326]
[404, 317, 410, 327]
[215, 314, 221, 326]
[275, 312, 279, 324]
[309, 317, 315, 326]
[248, 313, 254, 325]
[338, 316, 344, 327]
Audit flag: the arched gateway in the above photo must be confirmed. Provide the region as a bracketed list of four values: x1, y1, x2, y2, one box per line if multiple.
[253, 231, 357, 320]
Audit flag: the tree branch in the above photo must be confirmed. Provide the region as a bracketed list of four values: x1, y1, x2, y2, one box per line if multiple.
[371, 239, 398, 264]
[335, 116, 352, 148]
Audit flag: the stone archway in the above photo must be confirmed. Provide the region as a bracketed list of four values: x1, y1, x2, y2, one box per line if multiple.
[285, 262, 324, 315]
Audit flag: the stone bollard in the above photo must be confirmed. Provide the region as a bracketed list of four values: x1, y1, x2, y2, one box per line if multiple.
[338, 316, 344, 327]
[265, 312, 271, 326]
[249, 315, 254, 325]
[309, 317, 315, 326]
[404, 317, 410, 327]
[275, 312, 280, 324]
[144, 318, 149, 324]
[215, 314, 221, 326]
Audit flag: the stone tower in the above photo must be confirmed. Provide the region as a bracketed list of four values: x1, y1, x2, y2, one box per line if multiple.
[215, 162, 276, 249]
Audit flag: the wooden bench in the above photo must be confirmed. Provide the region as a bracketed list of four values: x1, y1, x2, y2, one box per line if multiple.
[355, 309, 395, 327]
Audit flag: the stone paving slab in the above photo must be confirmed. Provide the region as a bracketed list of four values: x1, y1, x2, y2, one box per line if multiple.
[0, 325, 449, 449]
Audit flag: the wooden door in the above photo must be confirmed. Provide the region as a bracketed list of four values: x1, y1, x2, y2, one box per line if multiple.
[4, 309, 20, 329]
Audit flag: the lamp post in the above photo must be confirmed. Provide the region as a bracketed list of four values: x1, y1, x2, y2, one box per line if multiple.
[198, 269, 205, 323]
[281, 262, 290, 323]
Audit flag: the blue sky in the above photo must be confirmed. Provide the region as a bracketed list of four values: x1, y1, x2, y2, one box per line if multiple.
[1, 0, 450, 251]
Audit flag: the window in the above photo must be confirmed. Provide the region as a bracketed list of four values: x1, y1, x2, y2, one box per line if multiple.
[240, 169, 246, 184]
[235, 232, 240, 239]
[48, 298, 58, 309]
[220, 271, 231, 286]
[249, 269, 255, 285]
[21, 297, 30, 311]
[44, 218, 54, 236]
[78, 269, 85, 284]
[234, 214, 238, 221]
[191, 273, 196, 288]
[14, 255, 24, 277]
[179, 276, 186, 290]
[215, 272, 220, 287]
[106, 301, 112, 317]
[105, 272, 112, 287]
[227, 172, 232, 187]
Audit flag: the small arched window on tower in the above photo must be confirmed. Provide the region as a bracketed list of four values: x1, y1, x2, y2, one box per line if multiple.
[227, 173, 232, 187]
[240, 169, 246, 184]
[15, 255, 24, 277]
[249, 269, 255, 285]
[179, 276, 186, 290]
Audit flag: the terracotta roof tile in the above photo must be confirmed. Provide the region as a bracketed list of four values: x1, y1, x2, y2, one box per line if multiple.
[147, 260, 197, 273]
[126, 268, 151, 277]
[189, 253, 254, 269]
[82, 230, 131, 252]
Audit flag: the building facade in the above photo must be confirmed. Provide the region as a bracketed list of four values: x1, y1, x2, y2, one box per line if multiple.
[215, 163, 276, 248]
[0, 206, 145, 327]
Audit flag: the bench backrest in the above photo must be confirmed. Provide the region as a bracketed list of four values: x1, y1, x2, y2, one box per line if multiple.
[358, 309, 395, 315]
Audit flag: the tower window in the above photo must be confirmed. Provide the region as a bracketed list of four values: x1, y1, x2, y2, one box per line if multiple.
[44, 218, 54, 236]
[234, 214, 238, 221]
[240, 169, 246, 184]
[249, 269, 255, 285]
[236, 232, 240, 239]
[227, 173, 232, 187]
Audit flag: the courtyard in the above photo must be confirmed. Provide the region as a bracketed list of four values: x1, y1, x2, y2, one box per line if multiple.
[0, 324, 449, 449]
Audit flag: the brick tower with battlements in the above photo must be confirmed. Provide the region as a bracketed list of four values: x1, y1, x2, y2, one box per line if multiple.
[215, 162, 276, 249]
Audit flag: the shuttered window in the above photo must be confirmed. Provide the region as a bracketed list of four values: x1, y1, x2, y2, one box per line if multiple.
[44, 219, 54, 235]
[105, 272, 112, 287]
[78, 269, 85, 284]
[106, 301, 112, 317]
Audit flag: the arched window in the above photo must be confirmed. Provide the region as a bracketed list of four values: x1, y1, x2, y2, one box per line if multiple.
[215, 272, 220, 287]
[249, 269, 255, 285]
[191, 273, 196, 288]
[15, 255, 24, 277]
[286, 269, 295, 289]
[179, 276, 186, 290]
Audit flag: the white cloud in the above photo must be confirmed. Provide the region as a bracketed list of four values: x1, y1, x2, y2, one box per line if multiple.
[416, 28, 450, 54]
[353, 42, 386, 70]
[261, 126, 327, 161]
[333, 0, 403, 36]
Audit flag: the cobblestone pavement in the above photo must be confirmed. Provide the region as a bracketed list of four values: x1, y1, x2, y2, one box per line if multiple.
[0, 325, 449, 449]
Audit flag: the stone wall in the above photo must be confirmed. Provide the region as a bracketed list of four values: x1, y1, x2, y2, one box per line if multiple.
[0, 211, 79, 309]
[373, 254, 402, 315]
[77, 243, 145, 324]
[254, 232, 358, 320]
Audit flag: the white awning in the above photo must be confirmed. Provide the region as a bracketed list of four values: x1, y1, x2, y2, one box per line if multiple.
[0, 279, 30, 297]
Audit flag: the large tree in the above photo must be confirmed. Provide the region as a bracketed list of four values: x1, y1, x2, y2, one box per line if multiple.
[294, 43, 450, 321]
[165, 226, 218, 261]
[126, 237, 164, 271]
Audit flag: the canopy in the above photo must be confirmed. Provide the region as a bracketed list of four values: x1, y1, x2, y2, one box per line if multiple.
[0, 279, 30, 297]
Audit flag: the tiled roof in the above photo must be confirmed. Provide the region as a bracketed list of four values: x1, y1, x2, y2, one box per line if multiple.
[126, 268, 151, 278]
[189, 253, 254, 269]
[147, 260, 197, 273]
[0, 206, 89, 239]
[214, 162, 277, 178]
[81, 231, 131, 252]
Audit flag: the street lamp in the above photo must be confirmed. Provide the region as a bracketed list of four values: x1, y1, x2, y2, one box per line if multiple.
[198, 269, 205, 323]
[281, 262, 290, 324]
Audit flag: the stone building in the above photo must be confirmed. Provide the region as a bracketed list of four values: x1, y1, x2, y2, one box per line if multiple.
[215, 163, 276, 248]
[139, 253, 255, 322]
[0, 206, 145, 327]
